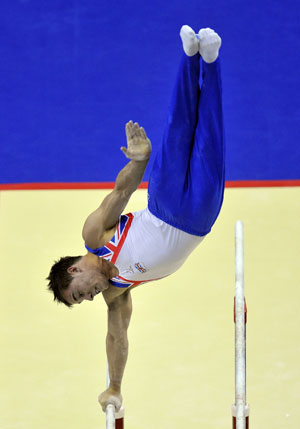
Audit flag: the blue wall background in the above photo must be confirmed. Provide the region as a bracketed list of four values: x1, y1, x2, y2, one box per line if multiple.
[1, 0, 300, 184]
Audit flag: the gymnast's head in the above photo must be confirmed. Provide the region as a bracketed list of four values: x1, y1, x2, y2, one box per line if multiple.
[47, 254, 118, 308]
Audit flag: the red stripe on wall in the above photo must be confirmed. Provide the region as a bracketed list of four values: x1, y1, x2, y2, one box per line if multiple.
[0, 182, 147, 190]
[0, 180, 299, 190]
[225, 180, 300, 188]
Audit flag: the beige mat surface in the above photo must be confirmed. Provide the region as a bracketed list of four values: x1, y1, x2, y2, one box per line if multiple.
[0, 187, 299, 428]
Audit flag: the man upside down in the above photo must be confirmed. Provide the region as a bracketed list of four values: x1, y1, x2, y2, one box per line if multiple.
[47, 25, 224, 413]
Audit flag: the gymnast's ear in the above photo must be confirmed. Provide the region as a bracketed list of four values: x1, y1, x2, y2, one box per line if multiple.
[67, 265, 80, 274]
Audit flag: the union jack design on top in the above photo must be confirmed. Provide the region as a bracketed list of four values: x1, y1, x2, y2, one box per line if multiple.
[110, 276, 147, 289]
[134, 262, 147, 273]
[85, 212, 166, 289]
[85, 213, 134, 264]
[110, 275, 164, 289]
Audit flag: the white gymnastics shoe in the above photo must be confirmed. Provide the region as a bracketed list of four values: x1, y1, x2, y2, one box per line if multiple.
[198, 27, 222, 63]
[180, 25, 199, 56]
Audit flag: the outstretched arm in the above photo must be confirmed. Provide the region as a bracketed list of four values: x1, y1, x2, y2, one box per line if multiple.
[98, 289, 132, 412]
[82, 121, 151, 249]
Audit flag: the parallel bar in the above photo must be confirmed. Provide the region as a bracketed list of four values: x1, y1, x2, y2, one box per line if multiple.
[232, 404, 250, 429]
[235, 220, 246, 429]
[106, 404, 115, 429]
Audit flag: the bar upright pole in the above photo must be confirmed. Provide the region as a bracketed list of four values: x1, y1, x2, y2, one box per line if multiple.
[233, 220, 249, 429]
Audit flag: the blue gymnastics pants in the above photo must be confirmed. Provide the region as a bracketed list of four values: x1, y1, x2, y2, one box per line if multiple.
[147, 53, 225, 236]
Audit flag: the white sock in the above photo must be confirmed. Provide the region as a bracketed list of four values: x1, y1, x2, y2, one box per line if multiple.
[180, 25, 199, 56]
[198, 28, 222, 63]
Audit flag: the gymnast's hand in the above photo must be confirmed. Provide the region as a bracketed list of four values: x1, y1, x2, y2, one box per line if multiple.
[121, 120, 152, 161]
[98, 387, 123, 412]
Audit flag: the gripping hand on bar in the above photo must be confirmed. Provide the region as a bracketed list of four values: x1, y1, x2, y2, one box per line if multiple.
[98, 388, 123, 413]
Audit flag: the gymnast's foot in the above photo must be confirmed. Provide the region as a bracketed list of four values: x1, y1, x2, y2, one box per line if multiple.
[198, 28, 222, 63]
[180, 25, 199, 56]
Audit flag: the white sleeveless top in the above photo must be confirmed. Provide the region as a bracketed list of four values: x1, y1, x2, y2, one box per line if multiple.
[86, 208, 204, 288]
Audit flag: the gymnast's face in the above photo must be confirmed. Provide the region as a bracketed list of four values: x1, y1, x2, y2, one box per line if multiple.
[62, 256, 118, 305]
[66, 269, 109, 304]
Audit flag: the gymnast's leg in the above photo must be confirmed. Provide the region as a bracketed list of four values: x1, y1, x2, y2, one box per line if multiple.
[148, 26, 201, 224]
[187, 28, 225, 235]
[148, 26, 225, 236]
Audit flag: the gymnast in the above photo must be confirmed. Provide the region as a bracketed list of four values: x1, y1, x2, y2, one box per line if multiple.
[47, 25, 224, 413]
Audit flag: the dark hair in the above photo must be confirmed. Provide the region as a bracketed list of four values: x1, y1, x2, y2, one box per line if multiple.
[46, 256, 82, 308]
